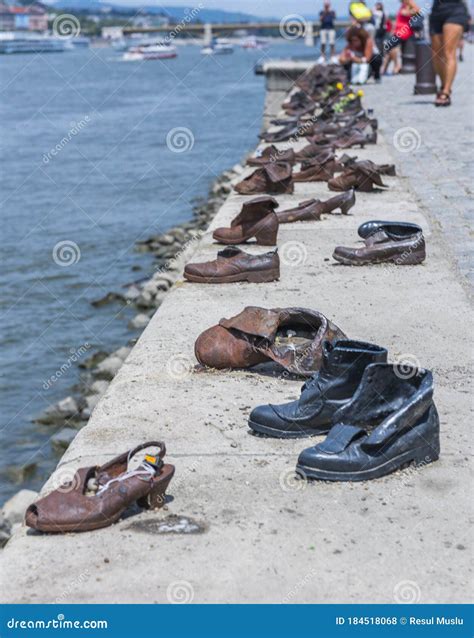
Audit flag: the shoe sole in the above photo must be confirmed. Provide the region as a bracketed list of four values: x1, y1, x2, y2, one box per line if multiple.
[184, 269, 280, 284]
[296, 446, 439, 482]
[333, 254, 425, 266]
[248, 419, 330, 439]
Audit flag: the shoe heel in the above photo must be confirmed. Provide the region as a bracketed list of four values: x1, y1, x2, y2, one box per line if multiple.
[247, 268, 280, 283]
[254, 216, 279, 246]
[138, 465, 175, 510]
[340, 196, 354, 215]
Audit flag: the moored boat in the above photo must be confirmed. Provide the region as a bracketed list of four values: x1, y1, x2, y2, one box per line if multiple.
[122, 42, 177, 61]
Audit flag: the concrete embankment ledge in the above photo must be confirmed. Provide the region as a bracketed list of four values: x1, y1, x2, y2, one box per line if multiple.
[0, 57, 472, 604]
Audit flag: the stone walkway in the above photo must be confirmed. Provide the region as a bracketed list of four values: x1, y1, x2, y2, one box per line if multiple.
[0, 58, 472, 604]
[363, 45, 473, 291]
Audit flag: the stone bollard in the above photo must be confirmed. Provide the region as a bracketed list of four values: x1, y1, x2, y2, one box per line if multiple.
[401, 36, 416, 73]
[414, 39, 437, 94]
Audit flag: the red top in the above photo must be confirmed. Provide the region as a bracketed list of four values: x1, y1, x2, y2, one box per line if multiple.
[394, 11, 414, 40]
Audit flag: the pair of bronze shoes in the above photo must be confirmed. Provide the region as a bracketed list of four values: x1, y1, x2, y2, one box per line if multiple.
[25, 442, 175, 533]
[183, 191, 356, 284]
[195, 306, 346, 376]
[333, 221, 426, 266]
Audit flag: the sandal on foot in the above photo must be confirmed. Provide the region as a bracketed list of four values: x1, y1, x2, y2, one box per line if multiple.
[435, 92, 451, 107]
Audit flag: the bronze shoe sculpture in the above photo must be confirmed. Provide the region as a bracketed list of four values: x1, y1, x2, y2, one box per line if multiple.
[195, 306, 346, 376]
[213, 197, 279, 246]
[328, 161, 388, 193]
[184, 247, 280, 284]
[234, 162, 294, 195]
[277, 190, 355, 223]
[25, 442, 175, 533]
[247, 145, 295, 166]
[333, 222, 425, 266]
[293, 157, 337, 182]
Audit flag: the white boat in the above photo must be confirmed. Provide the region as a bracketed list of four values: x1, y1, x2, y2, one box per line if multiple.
[0, 31, 71, 54]
[241, 36, 269, 50]
[201, 38, 234, 55]
[122, 42, 177, 61]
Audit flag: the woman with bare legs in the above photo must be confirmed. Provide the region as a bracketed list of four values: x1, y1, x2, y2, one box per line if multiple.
[430, 0, 469, 106]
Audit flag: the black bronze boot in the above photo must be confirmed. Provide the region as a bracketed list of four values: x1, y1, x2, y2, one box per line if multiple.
[297, 363, 439, 481]
[248, 340, 387, 438]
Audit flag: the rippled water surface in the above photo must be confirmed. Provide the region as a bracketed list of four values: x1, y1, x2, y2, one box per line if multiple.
[0, 41, 312, 502]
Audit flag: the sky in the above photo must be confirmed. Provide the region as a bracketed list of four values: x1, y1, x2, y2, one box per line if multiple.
[111, 0, 402, 17]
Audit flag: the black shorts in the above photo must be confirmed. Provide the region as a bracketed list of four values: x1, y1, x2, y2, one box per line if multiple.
[430, 2, 469, 34]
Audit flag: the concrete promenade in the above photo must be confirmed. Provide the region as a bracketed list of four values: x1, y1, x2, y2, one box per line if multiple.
[0, 55, 472, 604]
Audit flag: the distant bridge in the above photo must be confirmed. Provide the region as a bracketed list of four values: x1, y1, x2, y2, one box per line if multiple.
[120, 21, 352, 46]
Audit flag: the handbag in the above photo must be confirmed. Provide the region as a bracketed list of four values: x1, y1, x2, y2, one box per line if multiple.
[351, 62, 370, 84]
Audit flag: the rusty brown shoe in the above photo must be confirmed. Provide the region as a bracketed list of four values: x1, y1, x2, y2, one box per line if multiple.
[213, 196, 279, 246]
[195, 306, 346, 376]
[25, 442, 175, 533]
[277, 190, 355, 223]
[234, 162, 294, 195]
[247, 146, 296, 166]
[333, 224, 425, 266]
[293, 157, 336, 182]
[328, 161, 387, 192]
[184, 248, 280, 284]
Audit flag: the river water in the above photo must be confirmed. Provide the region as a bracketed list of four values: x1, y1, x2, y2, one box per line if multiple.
[0, 41, 313, 502]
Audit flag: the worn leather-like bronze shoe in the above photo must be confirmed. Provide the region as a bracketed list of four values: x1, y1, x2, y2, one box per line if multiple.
[25, 442, 175, 533]
[195, 307, 346, 376]
[328, 162, 387, 192]
[333, 225, 426, 266]
[234, 163, 294, 195]
[277, 190, 355, 223]
[295, 143, 335, 161]
[213, 196, 279, 246]
[247, 146, 295, 166]
[293, 157, 336, 182]
[184, 247, 280, 284]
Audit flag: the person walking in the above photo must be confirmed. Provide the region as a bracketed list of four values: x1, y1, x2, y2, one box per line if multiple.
[430, 0, 469, 105]
[373, 1, 388, 53]
[319, 2, 337, 63]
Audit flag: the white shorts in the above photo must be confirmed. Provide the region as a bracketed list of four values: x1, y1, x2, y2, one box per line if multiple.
[320, 28, 336, 45]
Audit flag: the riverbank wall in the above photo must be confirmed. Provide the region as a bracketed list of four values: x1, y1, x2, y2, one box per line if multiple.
[0, 55, 472, 604]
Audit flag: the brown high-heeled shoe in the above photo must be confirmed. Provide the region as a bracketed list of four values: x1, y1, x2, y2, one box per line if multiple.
[277, 190, 355, 223]
[213, 197, 279, 246]
[328, 162, 387, 193]
[234, 163, 293, 195]
[25, 442, 175, 533]
[333, 130, 378, 149]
